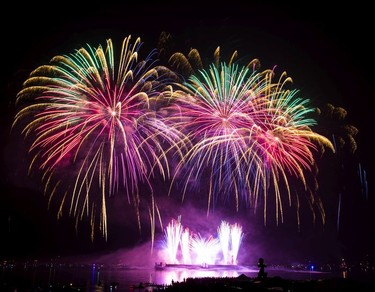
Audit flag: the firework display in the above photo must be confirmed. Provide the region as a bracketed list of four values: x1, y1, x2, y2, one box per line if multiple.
[12, 36, 337, 241]
[12, 35, 184, 240]
[160, 218, 243, 266]
[167, 57, 334, 226]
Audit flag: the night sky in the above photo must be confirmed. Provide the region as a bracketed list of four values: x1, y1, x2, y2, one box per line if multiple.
[1, 1, 373, 265]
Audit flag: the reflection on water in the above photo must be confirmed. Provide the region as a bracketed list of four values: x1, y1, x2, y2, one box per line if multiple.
[153, 267, 247, 285]
[1, 261, 337, 291]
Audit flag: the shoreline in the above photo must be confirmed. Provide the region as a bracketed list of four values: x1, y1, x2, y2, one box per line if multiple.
[159, 274, 375, 292]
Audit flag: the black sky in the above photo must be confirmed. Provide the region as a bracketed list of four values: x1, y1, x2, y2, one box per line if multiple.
[1, 1, 373, 263]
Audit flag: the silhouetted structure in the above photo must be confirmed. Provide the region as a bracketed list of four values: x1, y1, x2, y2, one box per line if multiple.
[258, 257, 267, 279]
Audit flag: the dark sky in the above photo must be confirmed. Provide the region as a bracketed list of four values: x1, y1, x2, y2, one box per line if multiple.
[1, 2, 373, 264]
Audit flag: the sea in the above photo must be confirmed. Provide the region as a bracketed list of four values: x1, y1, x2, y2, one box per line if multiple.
[1, 261, 342, 292]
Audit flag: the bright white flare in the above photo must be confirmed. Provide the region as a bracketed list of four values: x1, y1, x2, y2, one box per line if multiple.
[161, 218, 244, 265]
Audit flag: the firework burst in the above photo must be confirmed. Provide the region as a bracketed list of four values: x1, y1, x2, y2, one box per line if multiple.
[13, 35, 183, 240]
[167, 47, 335, 227]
